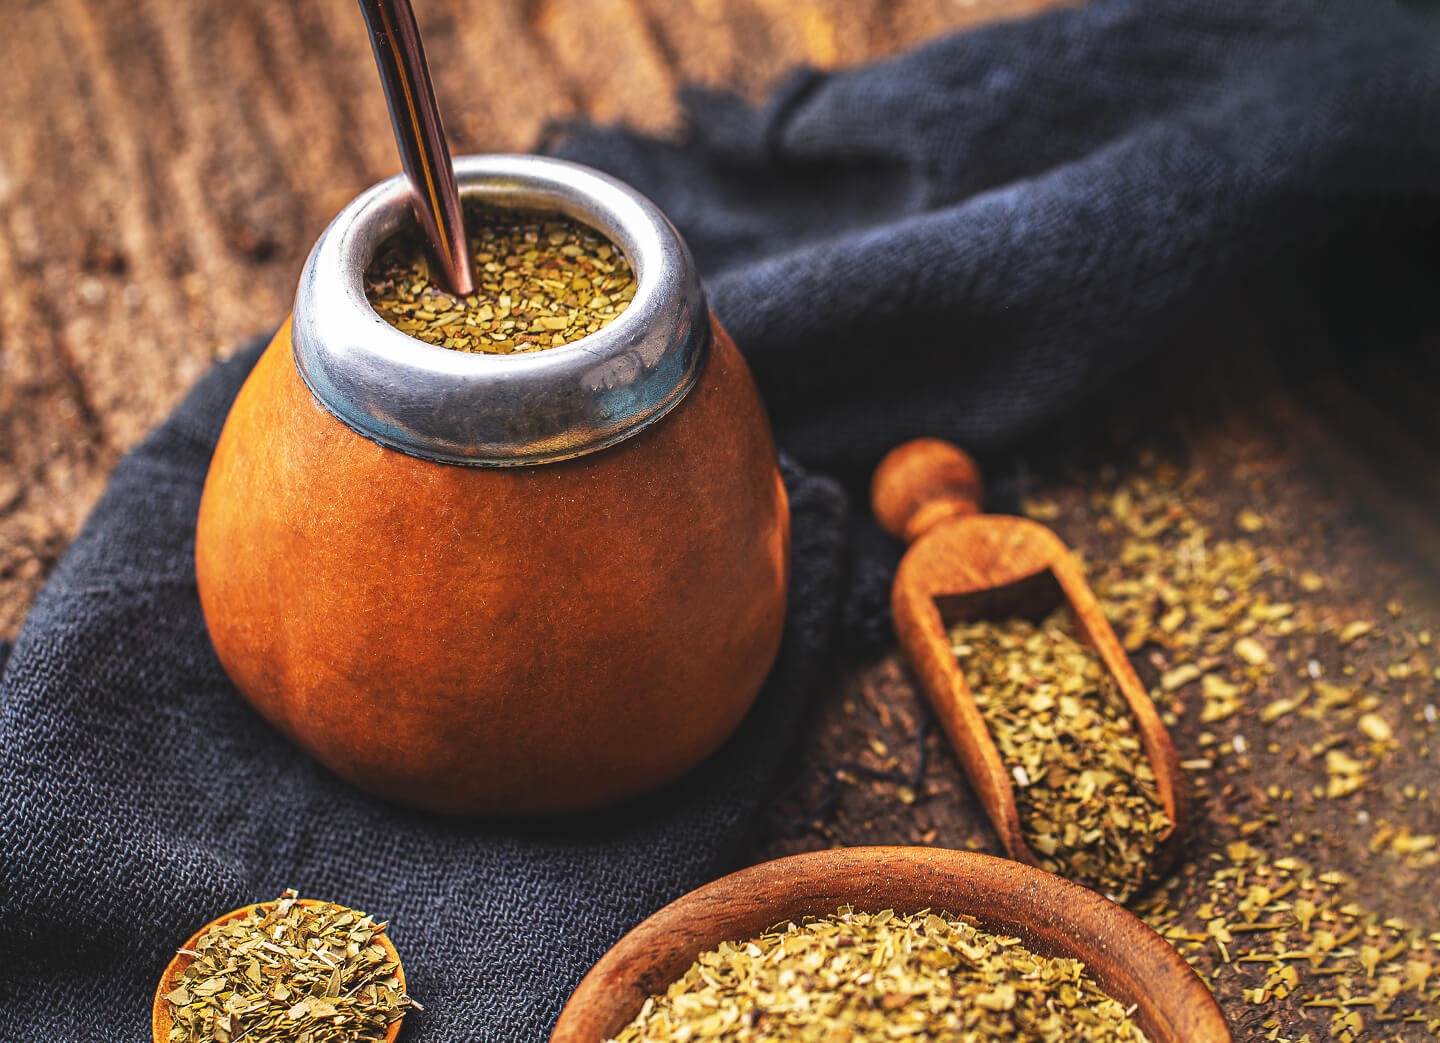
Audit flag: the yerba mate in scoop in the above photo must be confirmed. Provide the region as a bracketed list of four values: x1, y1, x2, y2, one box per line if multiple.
[952, 612, 1171, 901]
[870, 438, 1187, 892]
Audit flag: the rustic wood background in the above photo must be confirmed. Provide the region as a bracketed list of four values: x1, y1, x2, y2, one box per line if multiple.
[0, 0, 1062, 639]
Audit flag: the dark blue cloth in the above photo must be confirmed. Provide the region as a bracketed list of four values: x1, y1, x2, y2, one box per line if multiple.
[556, 0, 1440, 477]
[4, 0, 1439, 1039]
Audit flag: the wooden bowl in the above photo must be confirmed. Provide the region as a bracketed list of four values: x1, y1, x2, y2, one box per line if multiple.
[551, 847, 1229, 1042]
[152, 899, 406, 1043]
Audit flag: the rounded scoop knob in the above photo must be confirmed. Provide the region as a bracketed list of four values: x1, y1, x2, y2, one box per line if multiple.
[871, 437, 984, 545]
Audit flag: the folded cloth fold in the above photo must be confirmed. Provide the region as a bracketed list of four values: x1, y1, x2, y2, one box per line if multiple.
[4, 0, 1440, 1038]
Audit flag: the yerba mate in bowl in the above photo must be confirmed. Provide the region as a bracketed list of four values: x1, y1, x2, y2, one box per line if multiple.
[610, 906, 1149, 1041]
[365, 207, 637, 354]
[551, 848, 1230, 1043]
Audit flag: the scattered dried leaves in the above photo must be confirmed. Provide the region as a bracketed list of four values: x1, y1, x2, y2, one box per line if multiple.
[1061, 458, 1440, 1041]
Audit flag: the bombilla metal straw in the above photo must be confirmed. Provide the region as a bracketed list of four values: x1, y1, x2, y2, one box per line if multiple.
[357, 0, 474, 296]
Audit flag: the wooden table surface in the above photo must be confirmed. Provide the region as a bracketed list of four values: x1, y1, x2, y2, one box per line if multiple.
[0, 0, 1059, 639]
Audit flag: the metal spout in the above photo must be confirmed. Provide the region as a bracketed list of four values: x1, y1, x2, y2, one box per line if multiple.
[357, 0, 474, 296]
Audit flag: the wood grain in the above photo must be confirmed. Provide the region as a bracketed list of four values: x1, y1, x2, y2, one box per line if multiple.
[551, 847, 1231, 1042]
[872, 437, 1188, 887]
[0, 0, 1065, 639]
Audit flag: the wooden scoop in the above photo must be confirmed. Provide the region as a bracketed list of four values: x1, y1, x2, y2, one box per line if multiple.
[871, 437, 1188, 885]
[152, 899, 407, 1043]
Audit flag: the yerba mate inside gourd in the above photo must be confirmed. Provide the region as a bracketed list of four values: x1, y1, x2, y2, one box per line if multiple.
[365, 206, 637, 354]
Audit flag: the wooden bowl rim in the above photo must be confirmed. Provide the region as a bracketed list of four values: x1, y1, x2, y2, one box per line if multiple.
[152, 897, 406, 1043]
[551, 846, 1229, 1043]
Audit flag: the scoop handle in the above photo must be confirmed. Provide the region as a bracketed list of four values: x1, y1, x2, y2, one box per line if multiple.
[871, 438, 984, 544]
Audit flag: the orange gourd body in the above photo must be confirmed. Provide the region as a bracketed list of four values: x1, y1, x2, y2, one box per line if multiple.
[195, 315, 788, 814]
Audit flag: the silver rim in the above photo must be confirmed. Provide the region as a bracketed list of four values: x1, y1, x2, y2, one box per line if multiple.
[292, 154, 709, 466]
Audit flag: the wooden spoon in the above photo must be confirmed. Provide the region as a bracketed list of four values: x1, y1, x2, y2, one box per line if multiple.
[871, 437, 1188, 886]
[551, 846, 1230, 1042]
[152, 899, 407, 1043]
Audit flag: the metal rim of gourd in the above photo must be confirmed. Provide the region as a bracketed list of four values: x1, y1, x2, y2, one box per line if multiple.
[292, 154, 710, 466]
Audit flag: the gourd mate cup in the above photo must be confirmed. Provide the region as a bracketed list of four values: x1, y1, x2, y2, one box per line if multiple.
[195, 155, 790, 815]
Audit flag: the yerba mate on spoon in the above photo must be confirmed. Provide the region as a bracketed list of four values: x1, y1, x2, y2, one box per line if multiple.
[871, 438, 1189, 896]
[152, 892, 414, 1043]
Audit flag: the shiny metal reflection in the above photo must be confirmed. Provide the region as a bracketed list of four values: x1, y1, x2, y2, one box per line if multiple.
[292, 154, 710, 467]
